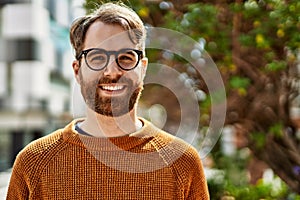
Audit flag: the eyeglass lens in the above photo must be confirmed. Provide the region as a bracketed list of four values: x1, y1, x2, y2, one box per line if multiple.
[85, 49, 140, 70]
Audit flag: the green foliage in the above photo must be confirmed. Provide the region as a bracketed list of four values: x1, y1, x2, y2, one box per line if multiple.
[83, 0, 300, 195]
[171, 0, 300, 70]
[208, 148, 300, 200]
[229, 76, 251, 89]
[269, 123, 284, 138]
[84, 0, 148, 15]
[224, 180, 289, 200]
[240, 0, 300, 52]
[265, 61, 287, 72]
[164, 3, 231, 60]
[251, 132, 266, 149]
[238, 34, 254, 47]
[250, 123, 283, 150]
[213, 150, 250, 184]
[208, 149, 249, 199]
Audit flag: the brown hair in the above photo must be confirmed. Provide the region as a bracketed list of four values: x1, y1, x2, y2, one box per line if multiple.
[69, 2, 146, 60]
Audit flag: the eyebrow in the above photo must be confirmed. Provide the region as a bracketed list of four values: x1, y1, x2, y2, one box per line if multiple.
[88, 50, 105, 56]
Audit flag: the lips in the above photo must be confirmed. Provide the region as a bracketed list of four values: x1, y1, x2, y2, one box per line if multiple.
[98, 84, 127, 96]
[96, 76, 132, 96]
[100, 85, 125, 91]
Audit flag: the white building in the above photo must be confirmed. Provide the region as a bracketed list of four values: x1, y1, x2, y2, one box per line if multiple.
[0, 0, 85, 171]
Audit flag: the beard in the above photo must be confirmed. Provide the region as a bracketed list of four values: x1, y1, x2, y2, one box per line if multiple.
[79, 72, 143, 117]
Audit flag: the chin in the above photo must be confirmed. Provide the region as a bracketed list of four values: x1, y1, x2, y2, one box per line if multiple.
[90, 87, 142, 117]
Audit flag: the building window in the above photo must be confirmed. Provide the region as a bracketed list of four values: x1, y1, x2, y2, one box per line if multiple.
[6, 39, 41, 61]
[0, 98, 4, 110]
[0, 0, 31, 7]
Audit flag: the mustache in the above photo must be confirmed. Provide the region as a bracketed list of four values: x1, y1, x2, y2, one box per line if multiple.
[97, 75, 133, 85]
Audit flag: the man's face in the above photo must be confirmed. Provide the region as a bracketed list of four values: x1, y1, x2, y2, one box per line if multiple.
[73, 21, 147, 117]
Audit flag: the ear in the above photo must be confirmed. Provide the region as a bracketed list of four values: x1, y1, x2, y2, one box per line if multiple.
[72, 60, 81, 84]
[140, 57, 148, 78]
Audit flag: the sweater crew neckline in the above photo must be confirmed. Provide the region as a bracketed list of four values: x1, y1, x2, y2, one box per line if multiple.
[62, 118, 159, 151]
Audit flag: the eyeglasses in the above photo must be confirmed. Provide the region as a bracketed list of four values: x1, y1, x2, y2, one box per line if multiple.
[77, 48, 143, 71]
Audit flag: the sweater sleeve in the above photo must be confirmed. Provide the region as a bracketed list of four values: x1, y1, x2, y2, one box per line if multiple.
[185, 147, 210, 199]
[154, 131, 210, 199]
[6, 129, 63, 200]
[173, 144, 210, 200]
[6, 153, 30, 199]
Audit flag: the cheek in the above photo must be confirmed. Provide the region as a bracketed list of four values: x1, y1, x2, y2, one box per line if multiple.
[133, 67, 145, 83]
[79, 67, 101, 84]
[128, 72, 142, 86]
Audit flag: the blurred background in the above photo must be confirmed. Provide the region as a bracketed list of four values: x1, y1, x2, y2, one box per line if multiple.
[0, 0, 85, 197]
[0, 0, 300, 199]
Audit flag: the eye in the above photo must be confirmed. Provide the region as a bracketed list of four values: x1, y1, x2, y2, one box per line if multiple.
[90, 55, 106, 62]
[118, 51, 137, 62]
[119, 54, 134, 61]
[86, 50, 107, 65]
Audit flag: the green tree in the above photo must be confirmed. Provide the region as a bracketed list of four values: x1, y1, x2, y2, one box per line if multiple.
[83, 0, 300, 194]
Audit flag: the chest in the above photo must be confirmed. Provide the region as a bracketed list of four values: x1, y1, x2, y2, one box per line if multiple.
[33, 151, 182, 199]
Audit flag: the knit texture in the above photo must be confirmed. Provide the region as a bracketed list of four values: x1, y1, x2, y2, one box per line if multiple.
[7, 118, 209, 199]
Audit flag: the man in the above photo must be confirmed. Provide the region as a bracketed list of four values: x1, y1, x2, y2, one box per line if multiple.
[7, 3, 209, 199]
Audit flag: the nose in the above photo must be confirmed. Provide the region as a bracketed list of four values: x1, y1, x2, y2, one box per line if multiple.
[103, 56, 123, 77]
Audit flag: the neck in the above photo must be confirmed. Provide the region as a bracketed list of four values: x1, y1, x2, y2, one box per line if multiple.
[79, 107, 142, 137]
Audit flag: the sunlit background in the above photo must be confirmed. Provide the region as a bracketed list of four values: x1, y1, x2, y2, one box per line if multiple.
[0, 2, 89, 197]
[0, 0, 86, 172]
[0, 0, 300, 199]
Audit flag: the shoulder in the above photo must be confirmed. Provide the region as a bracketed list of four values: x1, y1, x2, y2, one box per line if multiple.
[23, 129, 63, 153]
[13, 119, 81, 173]
[138, 119, 209, 197]
[158, 131, 202, 167]
[140, 118, 201, 166]
[8, 127, 66, 194]
[16, 119, 81, 164]
[150, 125, 207, 188]
[158, 133, 208, 197]
[13, 129, 62, 174]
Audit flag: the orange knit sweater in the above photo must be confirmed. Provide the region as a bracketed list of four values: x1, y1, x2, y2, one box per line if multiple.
[7, 118, 209, 199]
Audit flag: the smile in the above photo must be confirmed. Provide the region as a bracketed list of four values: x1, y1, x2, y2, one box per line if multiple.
[100, 85, 125, 91]
[98, 84, 127, 96]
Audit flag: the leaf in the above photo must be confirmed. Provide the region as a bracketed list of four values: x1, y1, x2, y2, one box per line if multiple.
[229, 76, 251, 89]
[251, 132, 266, 149]
[269, 123, 283, 138]
[265, 61, 287, 72]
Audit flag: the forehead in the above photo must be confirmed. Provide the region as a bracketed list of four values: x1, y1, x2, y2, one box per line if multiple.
[83, 21, 135, 50]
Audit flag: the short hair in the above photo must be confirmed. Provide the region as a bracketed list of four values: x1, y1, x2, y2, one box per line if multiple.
[70, 2, 146, 60]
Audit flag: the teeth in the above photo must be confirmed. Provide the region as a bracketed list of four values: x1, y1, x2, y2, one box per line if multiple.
[101, 85, 124, 91]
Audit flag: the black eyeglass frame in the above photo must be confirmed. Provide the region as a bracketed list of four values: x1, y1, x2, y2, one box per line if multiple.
[76, 48, 144, 71]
